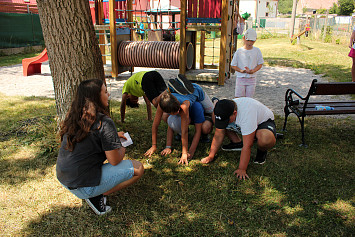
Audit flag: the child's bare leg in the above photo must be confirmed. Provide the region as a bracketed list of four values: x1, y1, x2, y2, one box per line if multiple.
[255, 129, 276, 151]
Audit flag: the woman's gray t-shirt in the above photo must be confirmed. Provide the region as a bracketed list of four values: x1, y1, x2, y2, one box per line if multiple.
[56, 115, 122, 188]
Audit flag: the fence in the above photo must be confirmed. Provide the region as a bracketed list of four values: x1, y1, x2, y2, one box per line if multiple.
[0, 12, 44, 49]
[251, 16, 355, 44]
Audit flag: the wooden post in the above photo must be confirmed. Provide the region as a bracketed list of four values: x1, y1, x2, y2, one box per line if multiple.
[200, 30, 205, 69]
[179, 0, 187, 75]
[109, 0, 118, 77]
[290, 0, 298, 40]
[218, 0, 228, 85]
[127, 0, 134, 72]
[97, 0, 106, 64]
[313, 13, 318, 40]
[323, 10, 329, 41]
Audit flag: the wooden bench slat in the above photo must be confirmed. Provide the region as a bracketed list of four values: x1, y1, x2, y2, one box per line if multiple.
[301, 102, 355, 108]
[312, 82, 355, 95]
[305, 107, 355, 115]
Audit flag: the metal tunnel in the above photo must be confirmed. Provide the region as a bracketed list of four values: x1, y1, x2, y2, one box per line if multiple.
[117, 41, 194, 69]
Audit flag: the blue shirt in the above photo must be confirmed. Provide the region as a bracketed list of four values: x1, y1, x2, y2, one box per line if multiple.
[189, 101, 205, 124]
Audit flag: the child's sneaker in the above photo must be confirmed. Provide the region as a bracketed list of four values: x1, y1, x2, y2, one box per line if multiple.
[168, 79, 189, 95]
[200, 134, 210, 143]
[85, 194, 112, 215]
[226, 123, 242, 134]
[211, 97, 219, 104]
[254, 149, 267, 164]
[222, 141, 243, 151]
[174, 133, 181, 141]
[177, 74, 195, 94]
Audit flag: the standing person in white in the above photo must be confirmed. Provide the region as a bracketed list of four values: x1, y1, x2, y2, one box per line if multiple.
[231, 28, 264, 97]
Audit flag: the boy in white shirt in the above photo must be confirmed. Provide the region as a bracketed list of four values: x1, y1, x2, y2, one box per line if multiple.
[201, 98, 276, 180]
[231, 28, 264, 98]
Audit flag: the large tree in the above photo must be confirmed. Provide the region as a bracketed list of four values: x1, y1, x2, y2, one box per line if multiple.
[36, 0, 105, 121]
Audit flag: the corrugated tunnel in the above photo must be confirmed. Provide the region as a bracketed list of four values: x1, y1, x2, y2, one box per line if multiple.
[117, 41, 194, 69]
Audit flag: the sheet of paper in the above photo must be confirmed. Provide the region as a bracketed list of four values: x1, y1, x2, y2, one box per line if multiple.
[120, 132, 133, 147]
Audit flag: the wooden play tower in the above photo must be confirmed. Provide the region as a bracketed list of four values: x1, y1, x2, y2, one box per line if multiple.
[93, 0, 237, 85]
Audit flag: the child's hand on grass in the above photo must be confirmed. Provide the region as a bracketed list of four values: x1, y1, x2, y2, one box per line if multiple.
[144, 146, 157, 157]
[200, 156, 214, 164]
[161, 147, 172, 156]
[178, 153, 189, 165]
[234, 169, 249, 180]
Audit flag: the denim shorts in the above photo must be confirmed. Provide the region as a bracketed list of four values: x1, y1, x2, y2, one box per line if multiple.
[62, 160, 134, 199]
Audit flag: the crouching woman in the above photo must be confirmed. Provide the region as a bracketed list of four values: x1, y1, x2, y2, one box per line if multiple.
[56, 79, 144, 215]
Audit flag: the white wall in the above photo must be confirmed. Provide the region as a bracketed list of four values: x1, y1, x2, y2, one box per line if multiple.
[257, 0, 278, 18]
[239, 0, 278, 22]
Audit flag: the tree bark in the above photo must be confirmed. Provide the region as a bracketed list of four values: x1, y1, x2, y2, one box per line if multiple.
[36, 0, 105, 121]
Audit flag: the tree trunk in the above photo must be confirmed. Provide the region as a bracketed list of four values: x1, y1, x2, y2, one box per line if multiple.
[36, 0, 105, 121]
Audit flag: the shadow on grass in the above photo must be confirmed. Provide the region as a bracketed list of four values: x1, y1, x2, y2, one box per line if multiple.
[0, 96, 57, 184]
[21, 109, 355, 235]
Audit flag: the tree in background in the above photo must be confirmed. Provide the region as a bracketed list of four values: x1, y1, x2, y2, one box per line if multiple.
[329, 2, 339, 14]
[36, 0, 105, 121]
[336, 0, 355, 15]
[278, 0, 293, 14]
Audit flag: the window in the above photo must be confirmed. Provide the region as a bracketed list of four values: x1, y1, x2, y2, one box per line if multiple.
[266, 2, 269, 7]
[266, 12, 269, 17]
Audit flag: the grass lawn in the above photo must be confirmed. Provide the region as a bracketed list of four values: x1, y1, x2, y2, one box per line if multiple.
[0, 50, 44, 67]
[0, 95, 354, 236]
[0, 37, 354, 235]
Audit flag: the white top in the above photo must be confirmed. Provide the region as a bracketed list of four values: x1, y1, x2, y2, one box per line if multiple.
[231, 46, 264, 78]
[232, 97, 274, 136]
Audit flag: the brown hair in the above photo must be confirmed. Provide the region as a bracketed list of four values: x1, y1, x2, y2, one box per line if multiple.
[59, 79, 109, 151]
[159, 91, 180, 114]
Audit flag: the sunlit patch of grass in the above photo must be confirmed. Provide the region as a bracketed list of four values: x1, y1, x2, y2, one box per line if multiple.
[323, 200, 355, 226]
[283, 205, 304, 215]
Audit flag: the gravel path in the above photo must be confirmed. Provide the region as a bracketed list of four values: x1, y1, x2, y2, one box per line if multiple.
[1, 62, 353, 118]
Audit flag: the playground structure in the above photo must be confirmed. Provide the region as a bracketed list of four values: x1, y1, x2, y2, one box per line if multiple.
[22, 48, 48, 76]
[93, 0, 238, 85]
[290, 23, 311, 43]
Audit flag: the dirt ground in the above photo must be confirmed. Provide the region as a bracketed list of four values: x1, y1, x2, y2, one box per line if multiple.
[0, 62, 353, 118]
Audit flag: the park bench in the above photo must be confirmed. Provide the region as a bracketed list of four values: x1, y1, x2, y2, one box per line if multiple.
[283, 79, 355, 146]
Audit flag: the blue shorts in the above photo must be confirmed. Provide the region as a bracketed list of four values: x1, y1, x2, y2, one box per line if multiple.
[62, 160, 134, 199]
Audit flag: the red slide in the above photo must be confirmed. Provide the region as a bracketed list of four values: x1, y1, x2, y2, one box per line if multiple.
[22, 48, 48, 76]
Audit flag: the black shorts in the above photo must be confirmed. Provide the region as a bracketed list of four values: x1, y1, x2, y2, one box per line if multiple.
[257, 119, 276, 138]
[141, 71, 167, 102]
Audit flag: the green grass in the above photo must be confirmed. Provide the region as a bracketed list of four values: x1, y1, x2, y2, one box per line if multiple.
[0, 37, 354, 235]
[0, 94, 354, 236]
[0, 50, 43, 67]
[256, 36, 352, 83]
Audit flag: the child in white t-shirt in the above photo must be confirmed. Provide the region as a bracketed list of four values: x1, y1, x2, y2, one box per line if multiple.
[231, 28, 264, 98]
